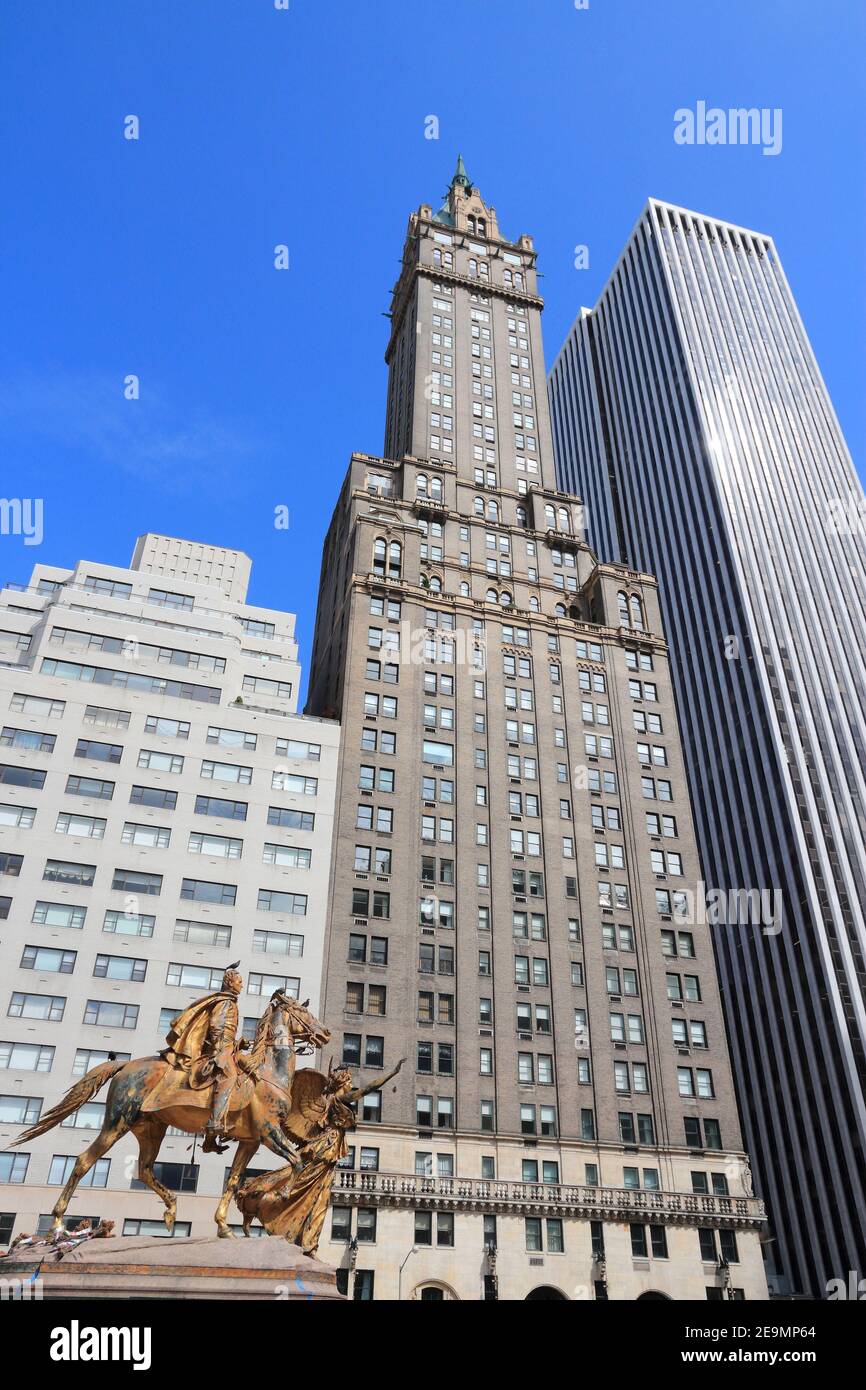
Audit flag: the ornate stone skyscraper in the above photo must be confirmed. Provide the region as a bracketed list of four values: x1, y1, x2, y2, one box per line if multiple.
[307, 164, 767, 1301]
[548, 197, 866, 1298]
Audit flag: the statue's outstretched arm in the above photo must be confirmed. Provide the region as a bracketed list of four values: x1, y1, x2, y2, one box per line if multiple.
[346, 1056, 405, 1103]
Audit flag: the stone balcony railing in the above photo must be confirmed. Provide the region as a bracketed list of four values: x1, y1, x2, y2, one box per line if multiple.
[333, 1170, 767, 1229]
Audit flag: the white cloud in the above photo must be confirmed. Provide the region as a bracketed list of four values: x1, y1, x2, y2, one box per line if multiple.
[0, 369, 265, 493]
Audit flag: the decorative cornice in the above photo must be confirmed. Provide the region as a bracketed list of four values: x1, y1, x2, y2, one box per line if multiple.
[386, 263, 543, 358]
[332, 1171, 767, 1230]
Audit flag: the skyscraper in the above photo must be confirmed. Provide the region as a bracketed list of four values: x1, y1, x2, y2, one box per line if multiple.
[0, 536, 338, 1239]
[548, 197, 866, 1297]
[307, 164, 767, 1300]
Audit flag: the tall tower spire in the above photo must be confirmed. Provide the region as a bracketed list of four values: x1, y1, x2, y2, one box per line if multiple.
[306, 173, 769, 1300]
[450, 152, 471, 190]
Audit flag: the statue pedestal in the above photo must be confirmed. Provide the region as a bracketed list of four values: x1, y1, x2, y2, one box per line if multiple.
[2, 1234, 345, 1301]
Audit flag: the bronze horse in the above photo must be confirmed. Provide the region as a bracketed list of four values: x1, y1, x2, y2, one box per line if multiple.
[9, 992, 330, 1237]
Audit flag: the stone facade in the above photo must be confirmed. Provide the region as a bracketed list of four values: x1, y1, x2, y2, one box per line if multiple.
[307, 164, 768, 1300]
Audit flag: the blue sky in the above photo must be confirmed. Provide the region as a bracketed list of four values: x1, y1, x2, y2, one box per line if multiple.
[2, 0, 863, 701]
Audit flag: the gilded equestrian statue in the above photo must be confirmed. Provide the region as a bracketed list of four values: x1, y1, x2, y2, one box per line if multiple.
[8, 968, 331, 1237]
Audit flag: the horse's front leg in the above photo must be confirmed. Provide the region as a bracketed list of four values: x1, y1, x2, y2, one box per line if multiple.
[52, 1119, 129, 1228]
[215, 1140, 258, 1237]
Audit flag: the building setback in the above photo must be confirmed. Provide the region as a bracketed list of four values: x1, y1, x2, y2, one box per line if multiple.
[306, 163, 767, 1300]
[548, 197, 866, 1298]
[0, 535, 338, 1239]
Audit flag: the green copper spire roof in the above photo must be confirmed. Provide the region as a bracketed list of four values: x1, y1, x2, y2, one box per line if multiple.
[451, 153, 471, 190]
[432, 155, 473, 226]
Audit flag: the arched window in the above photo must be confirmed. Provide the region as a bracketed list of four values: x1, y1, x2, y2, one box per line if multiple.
[373, 538, 387, 576]
[474, 497, 485, 517]
[477, 218, 486, 236]
[487, 499, 499, 522]
[428, 575, 442, 593]
[516, 505, 527, 527]
[630, 594, 644, 630]
[388, 541, 402, 579]
[486, 588, 498, 604]
[529, 596, 540, 612]
[499, 591, 512, 607]
[413, 1281, 459, 1301]
[459, 581, 470, 597]
[430, 476, 443, 501]
[545, 504, 556, 529]
[617, 591, 630, 626]
[467, 215, 476, 234]
[558, 507, 570, 533]
[555, 602, 566, 617]
[514, 271, 523, 289]
[416, 474, 428, 496]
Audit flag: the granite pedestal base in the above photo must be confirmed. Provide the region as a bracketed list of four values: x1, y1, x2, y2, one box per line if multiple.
[2, 1234, 345, 1300]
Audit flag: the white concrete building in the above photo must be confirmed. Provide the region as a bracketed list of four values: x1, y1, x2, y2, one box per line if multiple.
[548, 199, 866, 1298]
[0, 535, 338, 1240]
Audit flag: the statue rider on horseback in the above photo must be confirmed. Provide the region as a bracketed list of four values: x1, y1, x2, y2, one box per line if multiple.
[157, 961, 246, 1153]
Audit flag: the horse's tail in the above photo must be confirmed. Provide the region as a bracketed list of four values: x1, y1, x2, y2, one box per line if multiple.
[7, 1059, 125, 1147]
